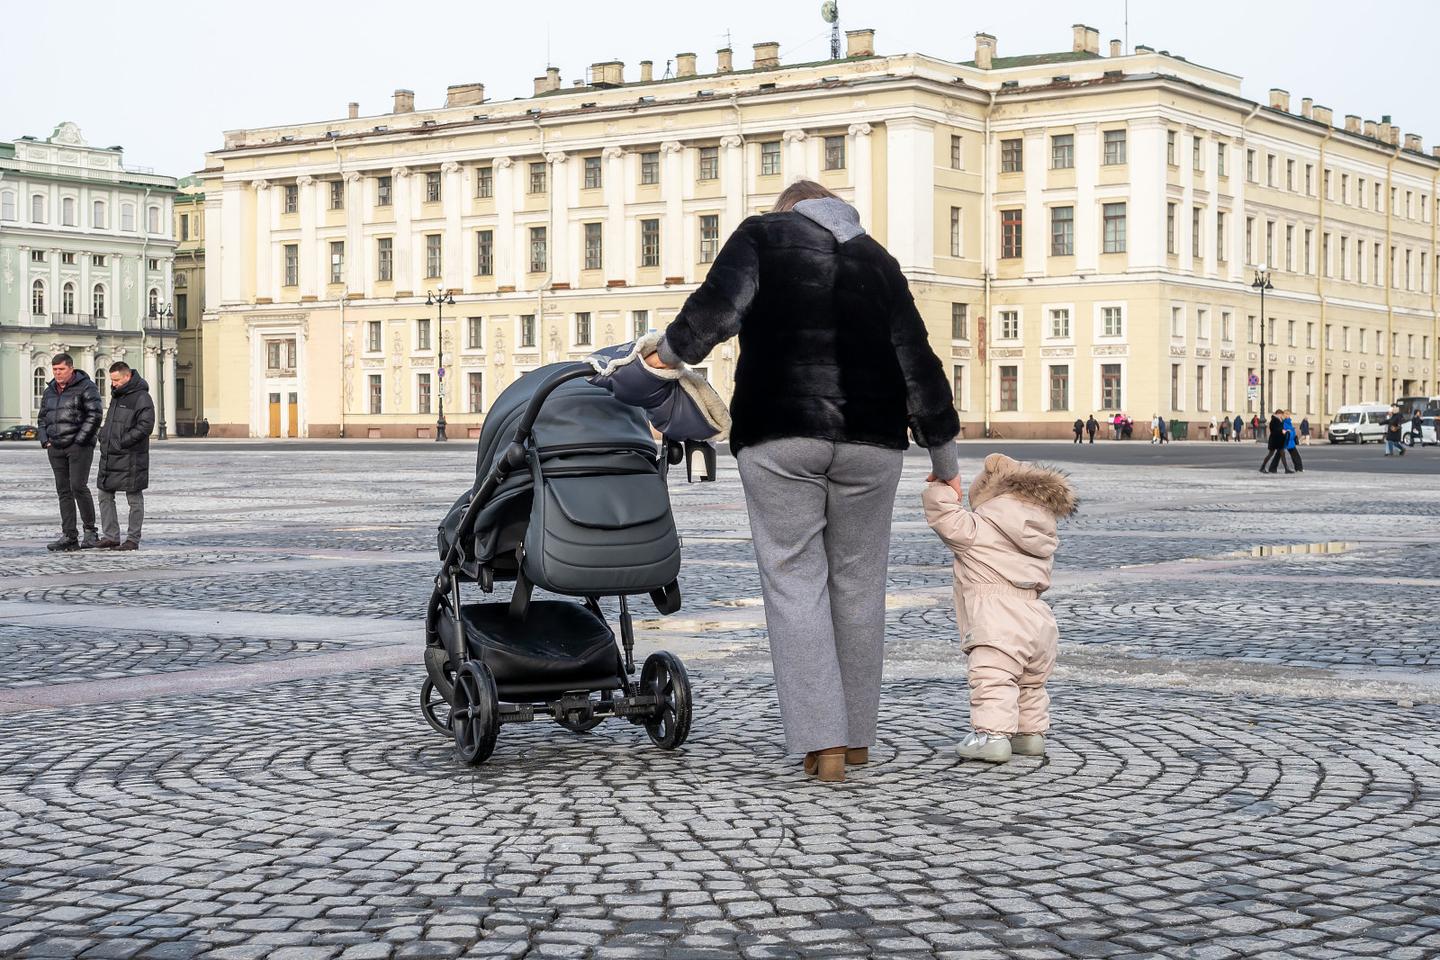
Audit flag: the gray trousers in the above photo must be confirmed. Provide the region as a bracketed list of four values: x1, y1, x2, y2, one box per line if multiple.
[98, 489, 144, 543]
[737, 438, 903, 754]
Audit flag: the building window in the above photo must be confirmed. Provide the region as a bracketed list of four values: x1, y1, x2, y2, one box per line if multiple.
[476, 230, 493, 276]
[1103, 129, 1127, 165]
[0, 191, 14, 220]
[575, 312, 593, 346]
[468, 371, 484, 413]
[1305, 164, 1314, 196]
[999, 366, 1018, 411]
[519, 314, 537, 349]
[378, 238, 393, 281]
[284, 184, 298, 213]
[1191, 207, 1202, 256]
[1050, 134, 1074, 170]
[952, 365, 965, 408]
[417, 373, 432, 414]
[698, 146, 719, 181]
[369, 375, 382, 414]
[147, 257, 160, 271]
[1197, 308, 1210, 341]
[949, 207, 962, 257]
[1221, 311, 1233, 342]
[824, 135, 846, 170]
[1050, 206, 1074, 256]
[30, 249, 45, 263]
[417, 318, 432, 352]
[529, 227, 547, 272]
[951, 303, 968, 340]
[1001, 209, 1022, 259]
[266, 339, 297, 371]
[1216, 211, 1227, 262]
[120, 203, 135, 231]
[61, 197, 76, 226]
[467, 317, 483, 350]
[1285, 224, 1294, 271]
[1167, 203, 1177, 255]
[1049, 365, 1070, 411]
[179, 212, 188, 239]
[377, 176, 392, 206]
[529, 162, 547, 194]
[33, 368, 45, 411]
[1216, 143, 1226, 176]
[1171, 364, 1182, 409]
[699, 214, 720, 262]
[62, 252, 76, 265]
[284, 244, 298, 286]
[425, 171, 442, 203]
[1000, 139, 1022, 173]
[584, 156, 603, 190]
[330, 180, 344, 210]
[760, 142, 781, 177]
[1285, 159, 1295, 191]
[640, 151, 660, 184]
[366, 320, 382, 353]
[92, 284, 106, 318]
[148, 288, 159, 318]
[999, 310, 1019, 340]
[31, 194, 46, 223]
[1049, 308, 1070, 339]
[61, 282, 75, 315]
[1266, 154, 1276, 187]
[1102, 306, 1123, 338]
[1192, 135, 1202, 172]
[584, 222, 603, 271]
[329, 241, 344, 284]
[1246, 149, 1255, 181]
[1171, 306, 1184, 338]
[425, 234, 442, 278]
[476, 165, 493, 198]
[1196, 364, 1207, 411]
[632, 310, 650, 339]
[950, 134, 964, 169]
[641, 219, 660, 267]
[1102, 203, 1126, 254]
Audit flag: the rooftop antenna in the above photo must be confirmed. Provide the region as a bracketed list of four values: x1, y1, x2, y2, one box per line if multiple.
[822, 0, 840, 59]
[546, 21, 552, 67]
[1124, 0, 1129, 54]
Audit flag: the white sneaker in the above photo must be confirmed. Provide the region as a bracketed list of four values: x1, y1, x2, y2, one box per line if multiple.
[956, 731, 1011, 763]
[1010, 733, 1045, 757]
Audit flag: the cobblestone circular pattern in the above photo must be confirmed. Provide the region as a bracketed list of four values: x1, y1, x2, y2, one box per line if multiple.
[2, 672, 1437, 959]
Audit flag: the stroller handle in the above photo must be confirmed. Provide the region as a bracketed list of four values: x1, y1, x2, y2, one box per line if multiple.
[438, 363, 598, 573]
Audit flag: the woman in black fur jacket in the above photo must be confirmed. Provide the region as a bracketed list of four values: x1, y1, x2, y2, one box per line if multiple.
[648, 180, 959, 782]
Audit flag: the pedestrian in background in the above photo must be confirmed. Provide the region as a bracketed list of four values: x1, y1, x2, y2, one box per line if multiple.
[1112, 413, 1123, 441]
[1233, 413, 1244, 442]
[1300, 417, 1311, 446]
[1072, 417, 1084, 444]
[1150, 414, 1160, 444]
[36, 352, 103, 552]
[1219, 416, 1231, 441]
[1411, 410, 1423, 448]
[1383, 405, 1407, 456]
[1085, 414, 1098, 444]
[1158, 415, 1170, 444]
[95, 361, 155, 551]
[1209, 416, 1218, 441]
[1283, 410, 1304, 472]
[1261, 410, 1293, 473]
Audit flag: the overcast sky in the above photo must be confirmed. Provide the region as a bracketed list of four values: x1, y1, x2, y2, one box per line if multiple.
[5, 1, 1438, 178]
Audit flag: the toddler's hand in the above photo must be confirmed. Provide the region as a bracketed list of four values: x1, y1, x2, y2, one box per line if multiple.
[926, 473, 964, 498]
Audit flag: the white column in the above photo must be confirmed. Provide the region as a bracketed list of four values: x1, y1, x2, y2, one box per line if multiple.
[297, 175, 317, 298]
[1127, 118, 1166, 272]
[661, 141, 684, 279]
[203, 193, 223, 312]
[162, 348, 177, 436]
[78, 248, 91, 324]
[883, 118, 935, 272]
[1202, 132, 1219, 278]
[603, 147, 626, 281]
[222, 181, 245, 304]
[849, 123, 873, 227]
[50, 248, 61, 321]
[1180, 127, 1196, 273]
[720, 135, 744, 233]
[783, 129, 807, 181]
[346, 172, 364, 291]
[1022, 128, 1046, 277]
[442, 161, 462, 290]
[16, 246, 28, 327]
[1229, 140, 1246, 281]
[546, 152, 569, 286]
[1073, 124, 1100, 272]
[494, 158, 515, 287]
[392, 167, 413, 292]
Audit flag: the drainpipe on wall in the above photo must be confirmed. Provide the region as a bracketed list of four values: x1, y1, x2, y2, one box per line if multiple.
[1385, 143, 1400, 399]
[728, 94, 748, 385]
[138, 186, 152, 432]
[332, 139, 347, 438]
[1239, 103, 1260, 415]
[982, 90, 996, 438]
[533, 117, 550, 358]
[1316, 125, 1332, 424]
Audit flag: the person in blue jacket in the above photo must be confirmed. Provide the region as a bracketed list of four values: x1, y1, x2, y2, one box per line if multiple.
[1282, 411, 1304, 473]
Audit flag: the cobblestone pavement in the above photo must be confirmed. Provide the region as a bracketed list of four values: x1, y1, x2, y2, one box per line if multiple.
[1, 441, 1438, 959]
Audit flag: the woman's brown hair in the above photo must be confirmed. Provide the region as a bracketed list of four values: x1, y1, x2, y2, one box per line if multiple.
[772, 179, 839, 212]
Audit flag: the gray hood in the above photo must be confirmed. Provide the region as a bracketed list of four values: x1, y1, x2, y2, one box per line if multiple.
[794, 197, 865, 243]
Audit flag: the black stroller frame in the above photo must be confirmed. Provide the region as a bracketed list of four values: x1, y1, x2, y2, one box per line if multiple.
[421, 363, 710, 765]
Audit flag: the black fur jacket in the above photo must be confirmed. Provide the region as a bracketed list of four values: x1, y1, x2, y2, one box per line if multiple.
[659, 201, 959, 455]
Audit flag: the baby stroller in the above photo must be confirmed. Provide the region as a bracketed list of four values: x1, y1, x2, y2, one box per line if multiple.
[422, 360, 710, 765]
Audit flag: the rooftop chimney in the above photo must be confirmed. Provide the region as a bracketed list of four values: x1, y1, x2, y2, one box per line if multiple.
[1432, 146, 1440, 159]
[1072, 24, 1099, 55]
[1405, 133, 1423, 152]
[347, 102, 359, 119]
[1364, 120, 1378, 139]
[676, 52, 697, 77]
[716, 48, 733, 73]
[845, 28, 875, 58]
[1345, 114, 1361, 134]
[590, 61, 624, 87]
[1268, 88, 1289, 112]
[392, 89, 415, 114]
[1134, 44, 1154, 54]
[752, 41, 780, 69]
[446, 83, 485, 108]
[1109, 39, 1122, 57]
[1378, 120, 1393, 143]
[975, 33, 995, 70]
[639, 60, 654, 82]
[1300, 97, 1313, 119]
[1313, 105, 1333, 126]
[534, 67, 562, 95]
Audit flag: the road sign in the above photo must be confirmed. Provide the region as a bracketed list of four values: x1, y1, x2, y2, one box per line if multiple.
[1248, 373, 1260, 386]
[1247, 385, 1260, 400]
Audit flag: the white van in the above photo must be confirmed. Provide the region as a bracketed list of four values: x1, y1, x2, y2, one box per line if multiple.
[1327, 404, 1391, 443]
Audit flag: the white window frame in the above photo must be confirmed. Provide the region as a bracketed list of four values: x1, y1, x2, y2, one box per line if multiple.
[364, 319, 384, 355]
[994, 363, 1023, 413]
[997, 307, 1022, 342]
[1096, 359, 1127, 413]
[1042, 302, 1074, 345]
[515, 314, 540, 354]
[572, 311, 594, 348]
[414, 371, 433, 415]
[464, 316, 485, 353]
[466, 369, 486, 413]
[1095, 302, 1126, 340]
[415, 317, 433, 354]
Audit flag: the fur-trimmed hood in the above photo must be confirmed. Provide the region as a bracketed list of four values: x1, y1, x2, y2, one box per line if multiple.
[965, 454, 1077, 562]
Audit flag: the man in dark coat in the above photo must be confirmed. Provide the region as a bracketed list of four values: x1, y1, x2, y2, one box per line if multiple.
[1261, 411, 1292, 473]
[96, 361, 155, 550]
[1383, 405, 1407, 456]
[1072, 418, 1084, 443]
[1233, 413, 1244, 442]
[37, 352, 103, 551]
[1085, 414, 1098, 444]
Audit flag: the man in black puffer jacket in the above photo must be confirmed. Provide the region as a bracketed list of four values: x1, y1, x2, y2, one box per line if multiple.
[96, 361, 155, 550]
[37, 352, 103, 551]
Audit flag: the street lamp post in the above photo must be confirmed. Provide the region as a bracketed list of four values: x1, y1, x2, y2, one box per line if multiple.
[425, 290, 455, 442]
[151, 303, 173, 439]
[1251, 267, 1273, 431]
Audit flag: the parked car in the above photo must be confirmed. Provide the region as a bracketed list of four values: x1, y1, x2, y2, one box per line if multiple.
[1327, 404, 1391, 443]
[0, 424, 38, 441]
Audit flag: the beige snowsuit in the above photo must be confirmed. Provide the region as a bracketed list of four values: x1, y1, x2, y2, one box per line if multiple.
[922, 454, 1077, 736]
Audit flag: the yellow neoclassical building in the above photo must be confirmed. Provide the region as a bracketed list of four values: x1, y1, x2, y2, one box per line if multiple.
[198, 23, 1440, 438]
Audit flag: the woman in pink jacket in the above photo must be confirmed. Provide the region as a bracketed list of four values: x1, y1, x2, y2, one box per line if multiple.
[922, 454, 1078, 762]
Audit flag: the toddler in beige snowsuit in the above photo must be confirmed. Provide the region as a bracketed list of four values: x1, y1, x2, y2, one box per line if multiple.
[922, 453, 1077, 763]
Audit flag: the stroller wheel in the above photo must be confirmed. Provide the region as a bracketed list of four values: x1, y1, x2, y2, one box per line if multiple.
[452, 661, 500, 765]
[419, 677, 452, 736]
[640, 651, 692, 750]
